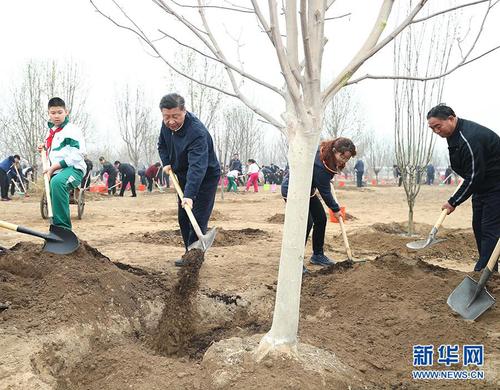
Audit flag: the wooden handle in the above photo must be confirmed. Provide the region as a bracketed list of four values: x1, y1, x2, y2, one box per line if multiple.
[0, 220, 19, 232]
[486, 239, 500, 272]
[434, 209, 448, 230]
[330, 182, 353, 260]
[40, 151, 54, 218]
[169, 171, 203, 239]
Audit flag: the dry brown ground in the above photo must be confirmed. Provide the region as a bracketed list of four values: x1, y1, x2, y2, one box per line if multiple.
[0, 184, 498, 389]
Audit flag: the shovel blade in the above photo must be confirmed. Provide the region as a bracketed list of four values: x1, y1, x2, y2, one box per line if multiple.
[42, 225, 80, 255]
[406, 237, 446, 250]
[447, 276, 496, 320]
[187, 227, 217, 252]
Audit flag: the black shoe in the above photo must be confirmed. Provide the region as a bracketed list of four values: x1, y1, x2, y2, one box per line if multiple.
[310, 254, 335, 267]
[175, 258, 186, 267]
[131, 195, 137, 197]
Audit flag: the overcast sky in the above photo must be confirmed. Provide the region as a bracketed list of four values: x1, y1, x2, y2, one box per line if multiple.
[0, 0, 498, 158]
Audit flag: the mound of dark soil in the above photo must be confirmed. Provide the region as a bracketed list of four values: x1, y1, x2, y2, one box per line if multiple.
[267, 213, 285, 223]
[301, 253, 500, 388]
[0, 242, 169, 331]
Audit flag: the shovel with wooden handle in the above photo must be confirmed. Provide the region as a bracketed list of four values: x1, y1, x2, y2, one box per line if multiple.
[406, 179, 463, 250]
[447, 238, 499, 320]
[38, 150, 79, 254]
[330, 183, 366, 263]
[169, 171, 217, 252]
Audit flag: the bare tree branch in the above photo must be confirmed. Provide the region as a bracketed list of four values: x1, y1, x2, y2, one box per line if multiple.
[322, 0, 397, 104]
[411, 0, 493, 24]
[167, 0, 254, 13]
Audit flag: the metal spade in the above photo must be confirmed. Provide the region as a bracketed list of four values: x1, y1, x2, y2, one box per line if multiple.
[406, 209, 448, 250]
[0, 220, 79, 255]
[169, 171, 217, 252]
[447, 239, 499, 321]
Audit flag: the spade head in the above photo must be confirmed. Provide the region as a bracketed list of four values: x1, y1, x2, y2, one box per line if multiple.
[42, 224, 80, 255]
[447, 276, 496, 320]
[406, 236, 446, 250]
[188, 227, 217, 252]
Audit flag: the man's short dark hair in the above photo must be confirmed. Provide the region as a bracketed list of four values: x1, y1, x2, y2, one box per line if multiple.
[159, 93, 185, 110]
[427, 104, 456, 120]
[114, 161, 120, 165]
[13, 155, 20, 160]
[99, 156, 105, 162]
[48, 97, 66, 109]
[154, 162, 161, 167]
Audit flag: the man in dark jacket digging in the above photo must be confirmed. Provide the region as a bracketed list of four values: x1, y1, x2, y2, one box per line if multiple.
[114, 161, 137, 197]
[158, 93, 220, 266]
[427, 104, 500, 272]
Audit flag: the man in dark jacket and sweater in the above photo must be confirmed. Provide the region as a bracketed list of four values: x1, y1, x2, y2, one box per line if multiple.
[158, 93, 220, 266]
[427, 104, 500, 272]
[114, 161, 137, 197]
[0, 155, 20, 201]
[99, 157, 118, 195]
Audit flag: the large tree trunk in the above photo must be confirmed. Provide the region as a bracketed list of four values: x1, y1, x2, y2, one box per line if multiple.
[256, 128, 319, 359]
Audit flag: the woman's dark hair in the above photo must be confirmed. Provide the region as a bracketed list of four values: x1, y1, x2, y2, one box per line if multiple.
[247, 159, 256, 164]
[320, 137, 356, 171]
[426, 104, 456, 120]
[159, 93, 185, 110]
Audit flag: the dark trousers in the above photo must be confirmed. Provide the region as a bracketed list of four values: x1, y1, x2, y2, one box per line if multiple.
[306, 195, 327, 255]
[146, 176, 154, 192]
[107, 175, 117, 195]
[0, 169, 9, 199]
[119, 174, 136, 197]
[472, 183, 500, 272]
[356, 172, 363, 187]
[178, 175, 219, 249]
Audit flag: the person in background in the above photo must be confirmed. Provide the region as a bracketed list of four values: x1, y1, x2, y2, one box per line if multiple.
[427, 104, 500, 272]
[245, 159, 260, 192]
[0, 155, 20, 201]
[426, 163, 435, 185]
[114, 161, 137, 197]
[281, 137, 356, 273]
[226, 169, 239, 192]
[229, 153, 243, 186]
[354, 158, 364, 188]
[145, 162, 161, 192]
[99, 157, 118, 195]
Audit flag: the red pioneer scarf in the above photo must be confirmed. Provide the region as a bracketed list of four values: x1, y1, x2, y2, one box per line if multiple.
[45, 117, 69, 151]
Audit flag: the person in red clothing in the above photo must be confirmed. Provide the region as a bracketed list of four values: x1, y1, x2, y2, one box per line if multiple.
[145, 162, 161, 192]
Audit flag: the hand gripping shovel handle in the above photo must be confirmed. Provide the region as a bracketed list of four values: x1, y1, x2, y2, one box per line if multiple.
[432, 180, 464, 233]
[40, 150, 54, 218]
[169, 171, 204, 240]
[330, 183, 353, 261]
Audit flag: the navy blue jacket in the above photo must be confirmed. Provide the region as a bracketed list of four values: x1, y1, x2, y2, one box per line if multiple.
[0, 156, 15, 173]
[354, 159, 364, 173]
[447, 118, 500, 207]
[118, 163, 135, 177]
[158, 112, 220, 199]
[281, 149, 340, 212]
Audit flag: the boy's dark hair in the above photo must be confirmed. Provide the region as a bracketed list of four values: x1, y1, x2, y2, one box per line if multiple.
[426, 104, 456, 120]
[99, 156, 105, 162]
[248, 159, 256, 164]
[159, 93, 185, 110]
[13, 154, 20, 160]
[48, 97, 66, 109]
[114, 161, 121, 165]
[154, 162, 161, 167]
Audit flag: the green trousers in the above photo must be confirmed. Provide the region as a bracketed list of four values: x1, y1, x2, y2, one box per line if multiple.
[50, 167, 83, 230]
[226, 176, 238, 192]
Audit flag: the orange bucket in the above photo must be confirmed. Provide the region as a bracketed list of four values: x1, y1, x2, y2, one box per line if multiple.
[338, 181, 345, 187]
[90, 185, 106, 193]
[371, 179, 377, 186]
[138, 184, 146, 191]
[329, 206, 346, 223]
